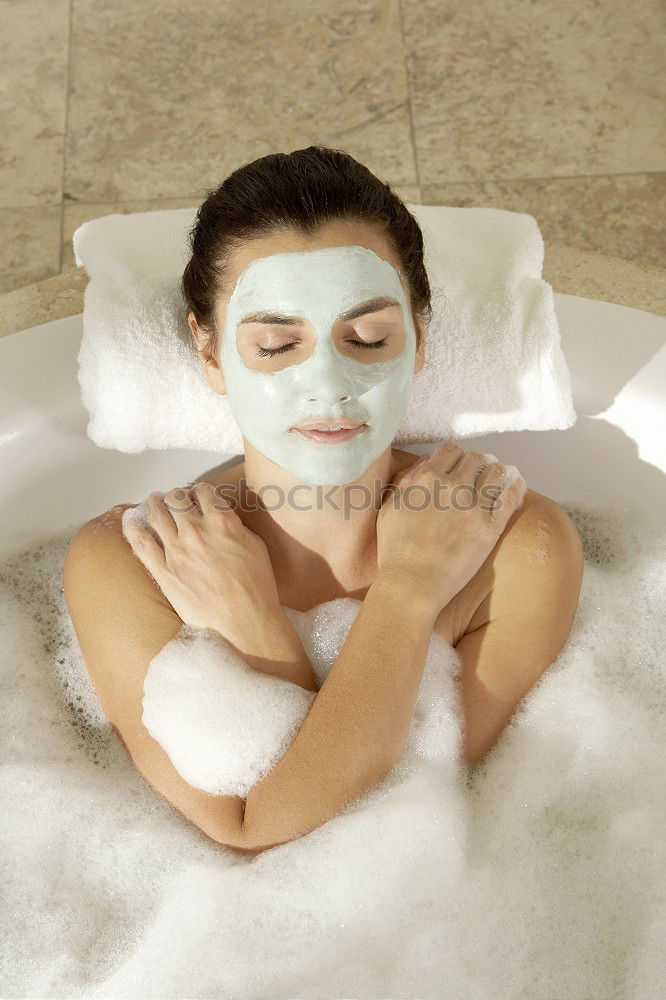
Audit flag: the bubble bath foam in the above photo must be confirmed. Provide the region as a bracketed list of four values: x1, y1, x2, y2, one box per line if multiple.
[0, 500, 663, 1000]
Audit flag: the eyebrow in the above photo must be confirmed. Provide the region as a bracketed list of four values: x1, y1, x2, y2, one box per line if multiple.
[237, 295, 401, 327]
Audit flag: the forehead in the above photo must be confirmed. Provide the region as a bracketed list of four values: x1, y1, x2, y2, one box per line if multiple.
[229, 245, 404, 316]
[227, 222, 404, 280]
[218, 224, 410, 315]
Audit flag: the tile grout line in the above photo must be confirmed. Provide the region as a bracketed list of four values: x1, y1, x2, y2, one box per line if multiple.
[47, 167, 666, 210]
[58, 0, 74, 274]
[395, 0, 421, 192]
[420, 169, 666, 188]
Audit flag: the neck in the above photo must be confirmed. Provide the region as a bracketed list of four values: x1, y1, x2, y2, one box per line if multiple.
[236, 440, 402, 589]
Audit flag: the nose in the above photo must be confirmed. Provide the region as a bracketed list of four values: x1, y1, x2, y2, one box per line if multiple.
[304, 370, 353, 403]
[307, 391, 351, 403]
[299, 344, 357, 404]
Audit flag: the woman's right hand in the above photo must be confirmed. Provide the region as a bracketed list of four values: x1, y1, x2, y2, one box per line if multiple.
[376, 443, 527, 612]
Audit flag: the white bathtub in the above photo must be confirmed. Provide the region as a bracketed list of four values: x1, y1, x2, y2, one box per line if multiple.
[1, 290, 665, 999]
[0, 291, 664, 557]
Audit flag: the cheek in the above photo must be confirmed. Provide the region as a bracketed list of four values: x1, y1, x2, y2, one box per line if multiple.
[340, 353, 406, 396]
[225, 368, 284, 418]
[361, 378, 401, 418]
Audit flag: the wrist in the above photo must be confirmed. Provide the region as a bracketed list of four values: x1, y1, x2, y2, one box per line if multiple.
[371, 566, 443, 624]
[207, 594, 282, 642]
[211, 605, 318, 691]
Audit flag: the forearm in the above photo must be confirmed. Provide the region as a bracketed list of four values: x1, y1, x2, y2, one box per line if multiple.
[238, 570, 441, 853]
[212, 609, 318, 692]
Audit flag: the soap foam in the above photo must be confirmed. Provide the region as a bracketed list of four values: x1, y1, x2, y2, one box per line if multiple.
[0, 500, 664, 998]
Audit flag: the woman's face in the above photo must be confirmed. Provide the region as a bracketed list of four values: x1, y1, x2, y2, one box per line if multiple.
[198, 224, 424, 486]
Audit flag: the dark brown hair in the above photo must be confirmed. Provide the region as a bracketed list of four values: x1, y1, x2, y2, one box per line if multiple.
[181, 145, 432, 362]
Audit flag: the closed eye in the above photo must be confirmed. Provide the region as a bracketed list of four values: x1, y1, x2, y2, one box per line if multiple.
[256, 338, 388, 358]
[349, 338, 388, 350]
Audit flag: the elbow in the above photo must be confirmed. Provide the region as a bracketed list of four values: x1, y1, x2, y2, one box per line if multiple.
[236, 802, 308, 854]
[230, 751, 400, 855]
[231, 763, 309, 854]
[216, 810, 265, 855]
[462, 739, 489, 769]
[218, 799, 295, 855]
[222, 838, 269, 857]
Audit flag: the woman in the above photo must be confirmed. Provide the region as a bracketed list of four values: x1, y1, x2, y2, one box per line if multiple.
[63, 146, 583, 855]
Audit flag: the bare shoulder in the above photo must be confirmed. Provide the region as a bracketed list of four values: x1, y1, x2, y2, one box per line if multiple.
[66, 501, 148, 565]
[67, 501, 138, 548]
[464, 487, 584, 635]
[63, 502, 251, 852]
[64, 501, 171, 607]
[449, 489, 584, 765]
[494, 487, 583, 568]
[63, 501, 182, 715]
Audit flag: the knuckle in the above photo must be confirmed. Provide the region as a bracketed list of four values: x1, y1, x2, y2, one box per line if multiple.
[503, 477, 525, 497]
[486, 461, 506, 475]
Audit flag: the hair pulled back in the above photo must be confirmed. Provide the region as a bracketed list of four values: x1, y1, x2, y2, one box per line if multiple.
[181, 145, 432, 361]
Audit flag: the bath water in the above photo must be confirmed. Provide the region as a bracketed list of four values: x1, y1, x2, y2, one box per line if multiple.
[0, 500, 663, 999]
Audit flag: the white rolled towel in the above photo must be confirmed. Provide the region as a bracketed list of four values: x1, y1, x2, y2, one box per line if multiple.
[141, 625, 316, 798]
[72, 204, 576, 455]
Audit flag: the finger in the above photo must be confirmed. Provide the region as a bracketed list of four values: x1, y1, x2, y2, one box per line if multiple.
[121, 508, 167, 575]
[189, 480, 224, 516]
[212, 480, 242, 514]
[396, 443, 463, 487]
[161, 486, 200, 527]
[489, 466, 527, 515]
[453, 449, 492, 482]
[477, 462, 507, 509]
[429, 441, 466, 473]
[131, 528, 167, 575]
[503, 467, 527, 504]
[121, 503, 164, 547]
[477, 459, 504, 488]
[214, 491, 236, 512]
[394, 454, 429, 484]
[495, 464, 525, 493]
[398, 444, 460, 487]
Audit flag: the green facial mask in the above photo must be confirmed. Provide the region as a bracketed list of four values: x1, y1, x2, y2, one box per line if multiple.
[220, 245, 417, 486]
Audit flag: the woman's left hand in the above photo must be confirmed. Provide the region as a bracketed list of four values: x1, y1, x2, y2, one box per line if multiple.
[121, 481, 283, 642]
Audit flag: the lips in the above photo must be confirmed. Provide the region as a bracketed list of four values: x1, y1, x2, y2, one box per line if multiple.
[294, 419, 365, 431]
[292, 421, 367, 444]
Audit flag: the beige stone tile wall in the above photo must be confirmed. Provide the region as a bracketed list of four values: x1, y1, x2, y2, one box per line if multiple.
[1, 0, 664, 296]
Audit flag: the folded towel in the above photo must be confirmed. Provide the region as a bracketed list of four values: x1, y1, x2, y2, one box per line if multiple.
[72, 205, 576, 454]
